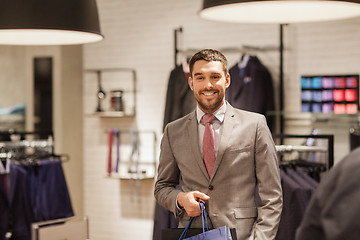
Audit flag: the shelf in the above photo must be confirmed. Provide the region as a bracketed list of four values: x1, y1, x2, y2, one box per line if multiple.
[106, 171, 155, 180]
[269, 111, 360, 119]
[271, 112, 360, 126]
[104, 130, 157, 181]
[283, 112, 360, 121]
[89, 111, 135, 118]
[84, 68, 137, 118]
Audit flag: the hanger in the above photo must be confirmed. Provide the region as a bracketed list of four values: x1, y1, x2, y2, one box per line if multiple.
[182, 56, 190, 74]
[0, 152, 11, 174]
[238, 54, 250, 69]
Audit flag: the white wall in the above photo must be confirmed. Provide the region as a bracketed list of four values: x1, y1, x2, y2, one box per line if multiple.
[0, 46, 26, 108]
[82, 0, 360, 239]
[0, 46, 26, 131]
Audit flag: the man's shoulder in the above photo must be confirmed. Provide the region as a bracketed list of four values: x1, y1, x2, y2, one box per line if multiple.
[166, 111, 195, 128]
[229, 104, 265, 120]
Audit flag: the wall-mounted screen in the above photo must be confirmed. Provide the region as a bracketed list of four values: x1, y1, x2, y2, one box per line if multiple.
[301, 75, 359, 114]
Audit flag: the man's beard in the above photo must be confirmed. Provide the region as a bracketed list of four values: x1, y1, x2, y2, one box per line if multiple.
[195, 91, 224, 113]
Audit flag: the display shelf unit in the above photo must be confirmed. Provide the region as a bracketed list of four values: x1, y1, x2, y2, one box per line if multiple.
[91, 111, 130, 118]
[85, 68, 137, 118]
[268, 111, 360, 126]
[284, 112, 360, 127]
[300, 75, 359, 114]
[105, 129, 157, 180]
[107, 162, 155, 180]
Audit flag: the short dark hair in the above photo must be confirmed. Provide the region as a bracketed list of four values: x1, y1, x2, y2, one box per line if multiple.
[189, 49, 228, 77]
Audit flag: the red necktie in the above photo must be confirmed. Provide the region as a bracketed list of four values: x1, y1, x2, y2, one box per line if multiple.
[202, 114, 216, 177]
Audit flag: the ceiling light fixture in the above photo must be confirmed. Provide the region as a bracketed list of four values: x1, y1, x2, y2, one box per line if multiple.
[199, 0, 360, 23]
[0, 0, 103, 45]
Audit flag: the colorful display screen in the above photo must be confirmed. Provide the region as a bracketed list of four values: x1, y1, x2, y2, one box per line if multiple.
[301, 75, 359, 114]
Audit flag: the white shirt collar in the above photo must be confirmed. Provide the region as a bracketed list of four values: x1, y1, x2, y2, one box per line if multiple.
[196, 101, 226, 124]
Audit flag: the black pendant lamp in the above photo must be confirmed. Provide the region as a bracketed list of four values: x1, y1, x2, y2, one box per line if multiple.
[199, 0, 360, 23]
[0, 0, 103, 45]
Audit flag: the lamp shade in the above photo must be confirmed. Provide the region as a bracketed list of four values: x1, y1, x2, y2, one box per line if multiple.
[199, 0, 360, 23]
[0, 0, 103, 45]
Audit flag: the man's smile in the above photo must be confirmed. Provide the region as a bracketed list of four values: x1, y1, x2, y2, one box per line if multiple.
[201, 91, 217, 96]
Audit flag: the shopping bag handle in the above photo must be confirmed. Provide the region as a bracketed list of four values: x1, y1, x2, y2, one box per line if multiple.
[178, 201, 209, 240]
[200, 201, 209, 235]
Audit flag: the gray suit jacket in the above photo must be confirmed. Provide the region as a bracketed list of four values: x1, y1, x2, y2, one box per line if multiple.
[154, 103, 282, 240]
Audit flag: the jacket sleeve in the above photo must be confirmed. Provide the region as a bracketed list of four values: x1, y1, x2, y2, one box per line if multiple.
[154, 125, 183, 218]
[253, 115, 283, 239]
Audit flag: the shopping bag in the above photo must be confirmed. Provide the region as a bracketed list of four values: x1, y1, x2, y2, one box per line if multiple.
[178, 202, 233, 240]
[162, 227, 236, 240]
[184, 226, 233, 240]
[161, 228, 209, 240]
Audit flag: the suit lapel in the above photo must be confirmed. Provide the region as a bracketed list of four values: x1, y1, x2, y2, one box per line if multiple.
[186, 111, 210, 181]
[211, 103, 235, 181]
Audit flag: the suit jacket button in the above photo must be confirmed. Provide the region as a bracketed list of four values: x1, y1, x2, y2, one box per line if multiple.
[208, 185, 214, 190]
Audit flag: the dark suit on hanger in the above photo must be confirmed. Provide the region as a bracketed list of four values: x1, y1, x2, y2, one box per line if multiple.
[25, 159, 73, 222]
[276, 169, 310, 240]
[287, 168, 315, 192]
[296, 147, 360, 240]
[295, 167, 319, 189]
[163, 65, 196, 130]
[226, 56, 275, 131]
[0, 164, 33, 240]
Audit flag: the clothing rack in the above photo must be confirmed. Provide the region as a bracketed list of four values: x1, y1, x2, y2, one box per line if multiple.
[173, 27, 279, 67]
[0, 132, 74, 239]
[276, 145, 328, 153]
[0, 131, 69, 163]
[273, 134, 334, 169]
[0, 152, 11, 159]
[0, 139, 52, 149]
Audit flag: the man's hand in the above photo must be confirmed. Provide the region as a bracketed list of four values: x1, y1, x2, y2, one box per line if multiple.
[177, 191, 210, 217]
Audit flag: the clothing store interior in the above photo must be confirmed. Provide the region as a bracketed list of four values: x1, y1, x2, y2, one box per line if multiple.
[1, 0, 360, 239]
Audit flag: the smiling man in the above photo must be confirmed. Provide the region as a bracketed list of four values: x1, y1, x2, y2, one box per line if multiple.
[154, 49, 282, 240]
[190, 59, 229, 114]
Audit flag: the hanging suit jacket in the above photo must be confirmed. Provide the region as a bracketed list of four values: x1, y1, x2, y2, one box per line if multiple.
[276, 169, 313, 240]
[0, 164, 33, 240]
[163, 65, 196, 130]
[155, 103, 282, 240]
[226, 56, 275, 131]
[24, 160, 73, 222]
